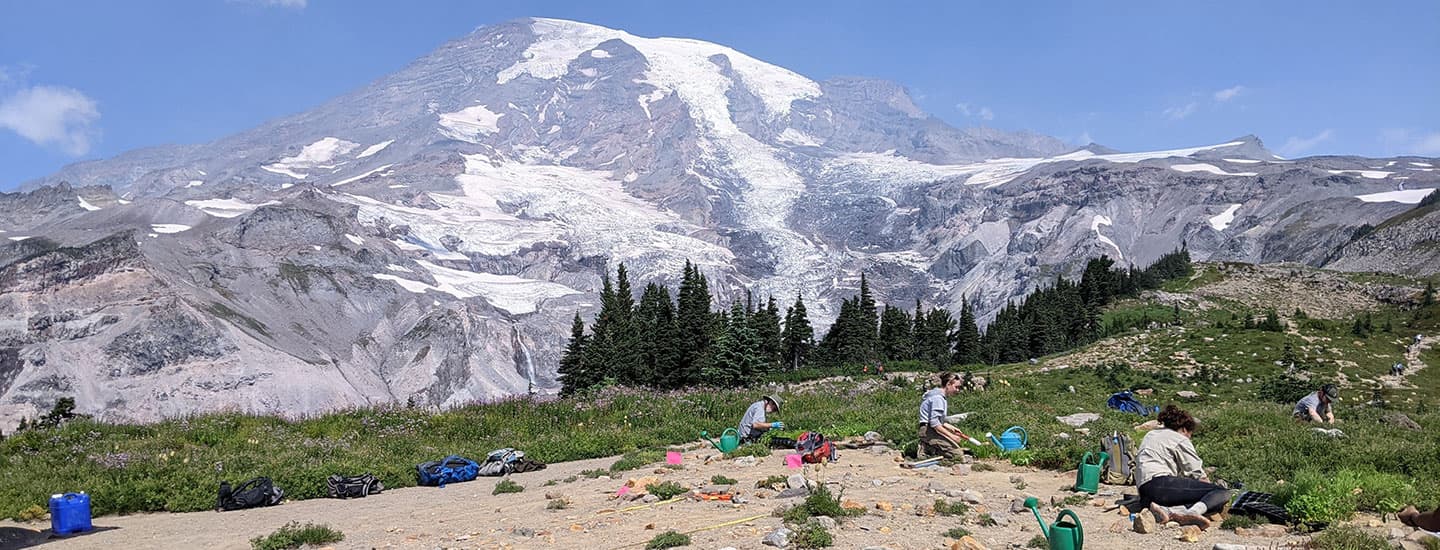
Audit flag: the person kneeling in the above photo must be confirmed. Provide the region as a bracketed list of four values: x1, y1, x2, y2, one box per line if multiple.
[738, 395, 783, 444]
[1135, 405, 1231, 529]
[917, 372, 969, 460]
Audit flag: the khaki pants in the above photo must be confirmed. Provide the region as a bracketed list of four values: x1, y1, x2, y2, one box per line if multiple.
[918, 424, 963, 459]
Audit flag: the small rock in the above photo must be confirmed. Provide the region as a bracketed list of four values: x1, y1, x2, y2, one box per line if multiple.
[1389, 527, 1408, 540]
[1135, 419, 1162, 431]
[1074, 428, 1091, 436]
[879, 526, 892, 534]
[927, 481, 949, 493]
[952, 464, 972, 476]
[1010, 499, 1027, 514]
[776, 487, 809, 498]
[945, 489, 966, 499]
[1133, 511, 1157, 534]
[1056, 413, 1101, 427]
[544, 492, 564, 500]
[1009, 474, 1025, 484]
[1213, 544, 1248, 550]
[872, 479, 884, 487]
[990, 514, 1011, 526]
[864, 431, 882, 442]
[1384, 412, 1423, 431]
[814, 516, 838, 531]
[1109, 519, 1128, 533]
[959, 490, 984, 504]
[455, 534, 471, 541]
[950, 535, 989, 550]
[762, 527, 792, 547]
[641, 494, 659, 503]
[1166, 521, 1180, 529]
[1090, 498, 1107, 507]
[841, 499, 865, 512]
[1365, 518, 1384, 528]
[875, 501, 894, 512]
[1054, 433, 1071, 440]
[1135, 388, 1154, 396]
[1177, 390, 1200, 399]
[1406, 530, 1435, 542]
[735, 456, 758, 467]
[788, 474, 809, 490]
[645, 523, 655, 530]
[511, 527, 535, 537]
[1178, 525, 1202, 542]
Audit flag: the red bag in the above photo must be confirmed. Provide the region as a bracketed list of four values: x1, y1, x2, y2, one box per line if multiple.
[795, 431, 837, 463]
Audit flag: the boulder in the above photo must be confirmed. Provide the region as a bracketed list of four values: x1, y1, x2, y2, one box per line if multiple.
[1056, 413, 1100, 427]
[1133, 511, 1157, 534]
[1178, 525, 1202, 542]
[762, 527, 792, 547]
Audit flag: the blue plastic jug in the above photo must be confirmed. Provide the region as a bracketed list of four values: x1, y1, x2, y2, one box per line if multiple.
[988, 426, 1028, 452]
[49, 492, 92, 535]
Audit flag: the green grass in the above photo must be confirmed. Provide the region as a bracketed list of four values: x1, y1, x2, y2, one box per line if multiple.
[757, 475, 788, 490]
[710, 475, 737, 485]
[974, 513, 997, 527]
[492, 478, 524, 495]
[546, 498, 569, 510]
[792, 520, 833, 549]
[1220, 514, 1261, 530]
[933, 499, 969, 517]
[943, 527, 971, 539]
[1026, 535, 1048, 548]
[645, 531, 690, 549]
[644, 481, 687, 500]
[1308, 525, 1390, 550]
[249, 522, 343, 550]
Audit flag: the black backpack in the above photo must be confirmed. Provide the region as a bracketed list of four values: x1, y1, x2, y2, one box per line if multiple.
[217, 477, 284, 511]
[327, 473, 384, 498]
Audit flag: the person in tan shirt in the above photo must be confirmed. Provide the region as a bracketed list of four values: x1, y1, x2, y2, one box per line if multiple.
[1134, 405, 1232, 529]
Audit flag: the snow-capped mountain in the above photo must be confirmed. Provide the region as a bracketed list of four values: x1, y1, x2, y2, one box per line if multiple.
[3, 18, 1437, 425]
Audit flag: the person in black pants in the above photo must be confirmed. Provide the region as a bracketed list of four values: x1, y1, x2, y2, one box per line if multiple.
[1133, 405, 1231, 529]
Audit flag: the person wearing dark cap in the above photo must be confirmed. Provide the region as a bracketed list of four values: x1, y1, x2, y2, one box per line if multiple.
[1136, 405, 1231, 529]
[1294, 384, 1338, 424]
[738, 395, 783, 443]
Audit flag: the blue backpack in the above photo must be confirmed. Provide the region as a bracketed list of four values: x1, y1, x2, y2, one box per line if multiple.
[417, 455, 479, 487]
[1107, 391, 1159, 416]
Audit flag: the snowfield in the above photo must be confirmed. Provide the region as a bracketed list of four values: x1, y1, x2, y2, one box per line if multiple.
[438, 104, 503, 142]
[150, 224, 192, 234]
[1354, 188, 1436, 204]
[185, 198, 280, 218]
[263, 137, 360, 178]
[1171, 163, 1258, 177]
[371, 260, 580, 315]
[1209, 204, 1242, 231]
[1328, 169, 1392, 180]
[1090, 214, 1124, 260]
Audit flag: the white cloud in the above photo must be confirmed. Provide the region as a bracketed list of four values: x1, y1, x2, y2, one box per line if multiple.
[1380, 128, 1440, 156]
[1077, 131, 1094, 145]
[1163, 102, 1198, 120]
[956, 102, 994, 121]
[1213, 85, 1245, 102]
[0, 85, 101, 156]
[230, 0, 306, 8]
[1279, 129, 1335, 157]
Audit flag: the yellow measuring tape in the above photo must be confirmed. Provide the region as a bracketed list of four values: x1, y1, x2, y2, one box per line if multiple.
[597, 495, 686, 515]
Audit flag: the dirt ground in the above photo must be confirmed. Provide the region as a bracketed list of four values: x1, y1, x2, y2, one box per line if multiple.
[0, 444, 1416, 550]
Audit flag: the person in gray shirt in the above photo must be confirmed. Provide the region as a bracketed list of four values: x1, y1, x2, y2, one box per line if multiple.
[738, 395, 783, 443]
[1136, 405, 1230, 530]
[917, 372, 971, 459]
[1293, 384, 1337, 424]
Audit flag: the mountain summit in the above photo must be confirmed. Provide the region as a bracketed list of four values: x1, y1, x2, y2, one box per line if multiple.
[2, 18, 1436, 424]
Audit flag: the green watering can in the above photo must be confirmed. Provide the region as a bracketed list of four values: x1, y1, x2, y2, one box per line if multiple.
[701, 428, 740, 453]
[1024, 497, 1084, 550]
[1074, 451, 1109, 494]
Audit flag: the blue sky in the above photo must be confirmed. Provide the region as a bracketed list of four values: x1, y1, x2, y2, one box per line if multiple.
[2, 0, 1437, 189]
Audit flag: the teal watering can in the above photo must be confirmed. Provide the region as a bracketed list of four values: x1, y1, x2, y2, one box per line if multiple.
[1024, 497, 1084, 550]
[701, 428, 740, 453]
[988, 426, 1028, 452]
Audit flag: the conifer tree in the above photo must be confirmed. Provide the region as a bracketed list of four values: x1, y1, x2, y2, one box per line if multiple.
[581, 270, 619, 385]
[916, 307, 956, 367]
[674, 261, 714, 386]
[781, 293, 815, 370]
[878, 305, 913, 361]
[557, 313, 591, 395]
[752, 295, 784, 367]
[635, 282, 679, 386]
[953, 297, 981, 365]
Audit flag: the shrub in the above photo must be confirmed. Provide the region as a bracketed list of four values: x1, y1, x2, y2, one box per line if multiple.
[757, 475, 788, 490]
[943, 527, 971, 539]
[579, 469, 609, 479]
[725, 443, 772, 459]
[492, 479, 524, 495]
[933, 499, 969, 516]
[1026, 535, 1048, 548]
[802, 485, 862, 519]
[1220, 514, 1261, 530]
[546, 498, 570, 510]
[1308, 525, 1389, 550]
[1063, 494, 1091, 506]
[645, 481, 688, 500]
[16, 505, 45, 522]
[250, 522, 344, 550]
[975, 513, 997, 527]
[710, 475, 738, 485]
[645, 531, 691, 549]
[972, 463, 996, 472]
[793, 520, 833, 549]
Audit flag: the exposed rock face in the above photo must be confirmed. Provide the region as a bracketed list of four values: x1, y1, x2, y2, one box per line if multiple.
[1324, 198, 1440, 276]
[2, 18, 1437, 425]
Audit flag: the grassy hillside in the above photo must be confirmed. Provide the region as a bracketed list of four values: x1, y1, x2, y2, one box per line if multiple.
[1, 263, 1436, 535]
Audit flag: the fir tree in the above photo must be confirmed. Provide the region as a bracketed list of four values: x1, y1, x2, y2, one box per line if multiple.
[703, 302, 762, 386]
[953, 297, 981, 365]
[781, 293, 815, 370]
[752, 296, 784, 368]
[878, 305, 913, 361]
[916, 307, 956, 367]
[674, 261, 714, 387]
[635, 283, 679, 387]
[557, 313, 591, 395]
[1425, 282, 1436, 308]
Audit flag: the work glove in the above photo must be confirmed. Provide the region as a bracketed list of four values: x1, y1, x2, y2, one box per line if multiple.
[771, 421, 785, 430]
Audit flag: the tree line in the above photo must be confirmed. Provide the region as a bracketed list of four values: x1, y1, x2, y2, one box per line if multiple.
[559, 248, 1193, 394]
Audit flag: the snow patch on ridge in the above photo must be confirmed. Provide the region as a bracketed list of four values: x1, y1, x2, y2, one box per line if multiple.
[1328, 169, 1392, 179]
[263, 137, 360, 179]
[330, 164, 395, 187]
[1354, 188, 1436, 204]
[185, 198, 279, 218]
[1209, 204, 1241, 231]
[438, 104, 503, 142]
[77, 197, 101, 211]
[356, 140, 394, 158]
[372, 261, 580, 315]
[150, 224, 191, 234]
[1091, 215, 1123, 260]
[1171, 163, 1258, 177]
